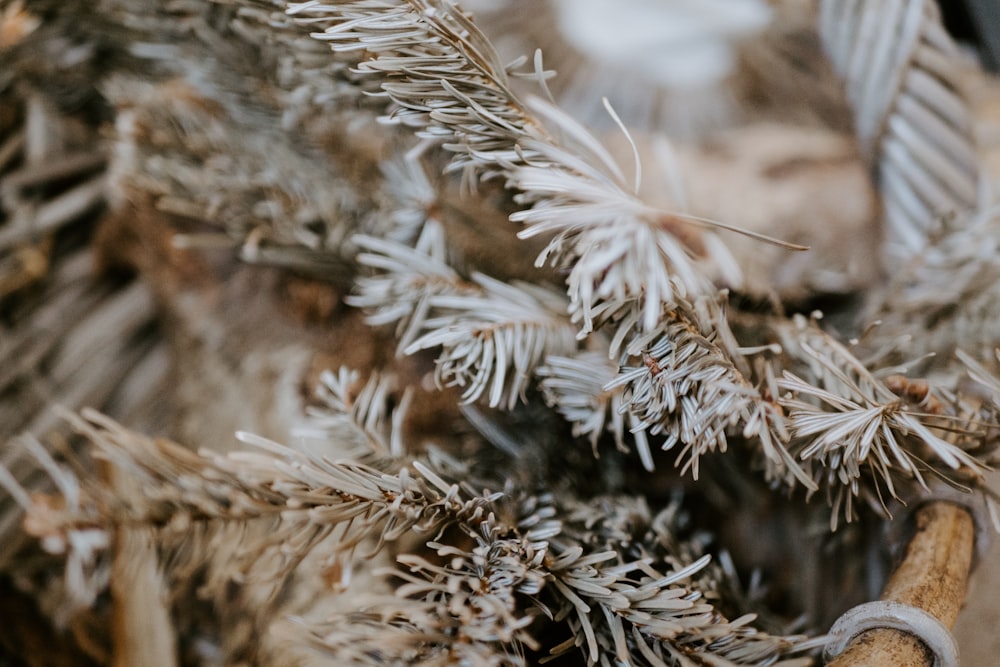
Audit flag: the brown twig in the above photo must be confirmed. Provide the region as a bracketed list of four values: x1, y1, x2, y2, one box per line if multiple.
[827, 501, 974, 666]
[108, 468, 178, 667]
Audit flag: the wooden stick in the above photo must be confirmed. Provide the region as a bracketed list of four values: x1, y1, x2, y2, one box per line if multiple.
[0, 130, 25, 172]
[108, 469, 178, 667]
[1, 150, 104, 190]
[826, 501, 975, 666]
[0, 174, 106, 250]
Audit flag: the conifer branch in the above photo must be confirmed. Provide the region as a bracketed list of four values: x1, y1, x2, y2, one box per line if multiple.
[7, 410, 822, 666]
[607, 312, 759, 481]
[299, 366, 412, 458]
[216, 0, 1000, 532]
[280, 0, 751, 333]
[820, 0, 981, 259]
[869, 207, 1000, 361]
[350, 222, 578, 409]
[7, 3, 1000, 663]
[537, 352, 655, 469]
[773, 317, 990, 527]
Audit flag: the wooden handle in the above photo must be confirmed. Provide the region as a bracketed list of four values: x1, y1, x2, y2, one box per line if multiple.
[826, 501, 975, 666]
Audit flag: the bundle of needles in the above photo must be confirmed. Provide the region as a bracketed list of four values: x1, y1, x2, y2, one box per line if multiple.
[2, 0, 1000, 665]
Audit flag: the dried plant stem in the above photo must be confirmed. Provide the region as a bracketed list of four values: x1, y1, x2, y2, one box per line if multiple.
[0, 174, 107, 251]
[827, 501, 974, 666]
[1, 151, 105, 193]
[0, 131, 26, 172]
[108, 468, 178, 667]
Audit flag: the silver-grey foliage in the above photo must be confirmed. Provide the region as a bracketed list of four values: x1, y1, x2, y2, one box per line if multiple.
[3, 0, 1000, 665]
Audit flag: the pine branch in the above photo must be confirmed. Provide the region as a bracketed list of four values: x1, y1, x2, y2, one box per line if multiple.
[537, 351, 655, 469]
[289, 491, 557, 665]
[543, 494, 824, 667]
[607, 311, 758, 480]
[281, 484, 825, 667]
[6, 405, 825, 666]
[5, 387, 489, 604]
[349, 222, 578, 409]
[220, 2, 818, 498]
[868, 208, 1000, 361]
[539, 302, 810, 487]
[504, 118, 743, 333]
[299, 366, 412, 458]
[820, 0, 981, 259]
[276, 0, 762, 334]
[772, 317, 990, 527]
[235, 0, 1000, 533]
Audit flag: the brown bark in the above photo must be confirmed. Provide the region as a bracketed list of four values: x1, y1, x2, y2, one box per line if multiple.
[826, 502, 974, 666]
[108, 467, 177, 667]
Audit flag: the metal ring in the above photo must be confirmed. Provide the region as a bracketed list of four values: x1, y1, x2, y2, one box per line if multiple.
[824, 600, 959, 666]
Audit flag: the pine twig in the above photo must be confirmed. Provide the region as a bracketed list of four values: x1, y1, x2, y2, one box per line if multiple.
[350, 222, 577, 409]
[820, 0, 981, 258]
[278, 0, 762, 334]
